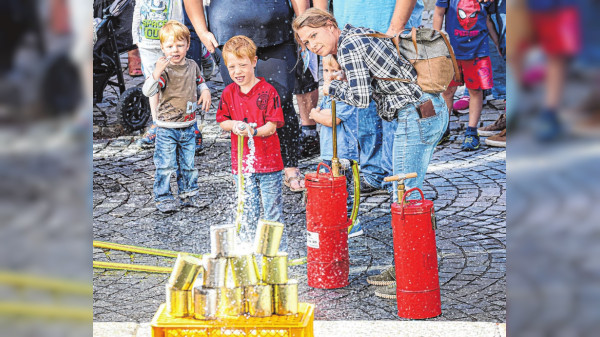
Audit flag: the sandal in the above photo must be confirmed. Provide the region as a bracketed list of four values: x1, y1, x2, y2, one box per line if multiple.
[284, 169, 306, 193]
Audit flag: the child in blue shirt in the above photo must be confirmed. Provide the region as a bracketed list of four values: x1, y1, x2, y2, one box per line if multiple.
[434, 0, 499, 151]
[310, 55, 360, 165]
[309, 54, 377, 238]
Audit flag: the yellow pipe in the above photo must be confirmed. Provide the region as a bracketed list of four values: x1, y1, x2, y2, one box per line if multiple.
[235, 133, 245, 232]
[0, 271, 92, 295]
[331, 100, 341, 177]
[93, 240, 202, 258]
[93, 261, 172, 274]
[0, 302, 92, 321]
[289, 257, 307, 266]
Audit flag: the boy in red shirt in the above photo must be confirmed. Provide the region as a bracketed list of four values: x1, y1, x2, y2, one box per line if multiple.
[216, 35, 286, 248]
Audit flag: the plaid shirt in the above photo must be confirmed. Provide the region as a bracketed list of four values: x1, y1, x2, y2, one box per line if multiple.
[329, 25, 423, 121]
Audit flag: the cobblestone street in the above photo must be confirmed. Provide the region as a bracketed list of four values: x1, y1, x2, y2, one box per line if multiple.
[93, 65, 506, 323]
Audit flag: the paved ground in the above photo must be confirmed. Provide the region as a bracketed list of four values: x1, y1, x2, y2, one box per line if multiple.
[93, 64, 506, 324]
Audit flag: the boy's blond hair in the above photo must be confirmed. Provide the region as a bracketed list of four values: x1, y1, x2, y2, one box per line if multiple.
[322, 54, 340, 69]
[159, 20, 190, 45]
[222, 35, 257, 65]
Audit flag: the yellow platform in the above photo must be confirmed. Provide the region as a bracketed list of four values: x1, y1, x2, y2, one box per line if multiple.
[151, 302, 314, 337]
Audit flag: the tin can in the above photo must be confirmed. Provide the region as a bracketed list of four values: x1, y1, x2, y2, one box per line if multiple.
[165, 284, 192, 318]
[217, 287, 244, 317]
[167, 254, 203, 291]
[192, 287, 218, 320]
[230, 254, 259, 287]
[210, 224, 236, 257]
[273, 279, 298, 315]
[254, 220, 284, 256]
[261, 252, 288, 284]
[244, 284, 272, 317]
[202, 255, 227, 288]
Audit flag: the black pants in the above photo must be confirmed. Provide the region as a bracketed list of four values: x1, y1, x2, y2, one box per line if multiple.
[216, 41, 300, 168]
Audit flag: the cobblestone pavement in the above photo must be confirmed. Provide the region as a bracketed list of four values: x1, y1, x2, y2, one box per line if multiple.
[93, 65, 506, 323]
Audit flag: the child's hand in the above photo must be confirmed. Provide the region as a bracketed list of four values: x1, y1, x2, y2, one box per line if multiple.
[197, 89, 211, 112]
[232, 121, 249, 136]
[332, 70, 346, 81]
[309, 107, 321, 120]
[153, 56, 171, 79]
[156, 56, 171, 72]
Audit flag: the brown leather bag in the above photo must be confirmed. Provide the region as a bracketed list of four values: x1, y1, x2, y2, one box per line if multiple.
[361, 28, 460, 94]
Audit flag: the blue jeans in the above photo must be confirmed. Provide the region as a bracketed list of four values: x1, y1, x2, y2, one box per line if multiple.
[381, 119, 398, 192]
[153, 126, 199, 202]
[357, 104, 385, 188]
[234, 171, 285, 250]
[392, 93, 448, 202]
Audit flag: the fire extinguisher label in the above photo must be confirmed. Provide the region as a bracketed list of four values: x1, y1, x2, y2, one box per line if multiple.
[307, 231, 319, 249]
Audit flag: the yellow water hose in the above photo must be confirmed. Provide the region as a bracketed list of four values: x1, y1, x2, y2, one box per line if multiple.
[235, 133, 245, 233]
[93, 261, 172, 274]
[93, 240, 307, 274]
[0, 271, 92, 320]
[0, 271, 92, 295]
[0, 302, 92, 321]
[347, 160, 361, 234]
[93, 240, 202, 258]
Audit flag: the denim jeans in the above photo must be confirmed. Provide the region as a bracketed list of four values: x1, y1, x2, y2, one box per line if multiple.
[489, 35, 506, 100]
[357, 103, 385, 188]
[392, 93, 448, 202]
[153, 126, 199, 202]
[381, 118, 398, 192]
[234, 171, 285, 251]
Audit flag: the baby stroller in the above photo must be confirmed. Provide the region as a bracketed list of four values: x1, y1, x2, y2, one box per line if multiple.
[93, 0, 150, 131]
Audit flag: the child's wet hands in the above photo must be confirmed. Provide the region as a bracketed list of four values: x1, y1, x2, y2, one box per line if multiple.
[233, 121, 249, 136]
[198, 90, 211, 112]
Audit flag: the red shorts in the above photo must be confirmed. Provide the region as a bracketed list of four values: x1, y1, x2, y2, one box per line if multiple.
[530, 7, 581, 56]
[449, 56, 494, 90]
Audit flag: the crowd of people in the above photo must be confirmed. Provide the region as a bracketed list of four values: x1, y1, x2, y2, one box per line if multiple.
[120, 0, 506, 297]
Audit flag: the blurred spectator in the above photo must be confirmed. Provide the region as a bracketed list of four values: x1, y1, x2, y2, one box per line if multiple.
[434, 0, 501, 151]
[510, 0, 582, 141]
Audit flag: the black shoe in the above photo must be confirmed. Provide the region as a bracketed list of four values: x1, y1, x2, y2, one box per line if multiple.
[156, 199, 179, 213]
[181, 194, 208, 208]
[437, 127, 450, 145]
[359, 179, 378, 196]
[299, 132, 320, 158]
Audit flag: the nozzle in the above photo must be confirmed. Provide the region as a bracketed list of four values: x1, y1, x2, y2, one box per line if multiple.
[339, 159, 351, 171]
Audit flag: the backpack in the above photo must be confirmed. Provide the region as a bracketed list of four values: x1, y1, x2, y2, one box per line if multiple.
[364, 28, 460, 94]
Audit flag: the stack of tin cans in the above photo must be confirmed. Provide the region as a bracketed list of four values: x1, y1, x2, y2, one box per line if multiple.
[165, 254, 204, 318]
[164, 220, 298, 320]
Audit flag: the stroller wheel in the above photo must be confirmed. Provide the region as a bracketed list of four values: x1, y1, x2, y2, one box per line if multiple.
[117, 87, 150, 131]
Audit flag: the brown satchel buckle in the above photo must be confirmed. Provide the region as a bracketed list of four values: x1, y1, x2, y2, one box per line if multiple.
[416, 99, 435, 119]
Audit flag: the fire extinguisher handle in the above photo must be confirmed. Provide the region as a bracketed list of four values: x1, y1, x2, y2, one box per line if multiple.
[400, 187, 425, 204]
[316, 162, 333, 177]
[399, 187, 425, 219]
[383, 172, 418, 182]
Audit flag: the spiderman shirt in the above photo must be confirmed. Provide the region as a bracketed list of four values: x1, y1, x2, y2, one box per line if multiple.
[436, 0, 494, 60]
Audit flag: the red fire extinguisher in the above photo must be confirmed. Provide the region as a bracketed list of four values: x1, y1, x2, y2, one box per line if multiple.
[304, 100, 359, 289]
[385, 173, 441, 319]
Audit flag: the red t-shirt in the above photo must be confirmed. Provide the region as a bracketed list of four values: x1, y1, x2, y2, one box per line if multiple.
[216, 78, 285, 174]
